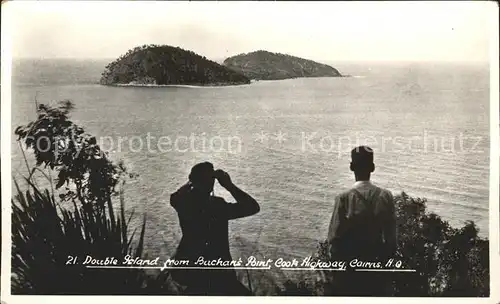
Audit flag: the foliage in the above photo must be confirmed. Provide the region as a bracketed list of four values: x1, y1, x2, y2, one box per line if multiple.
[223, 50, 342, 80]
[12, 179, 150, 294]
[392, 192, 489, 296]
[11, 101, 173, 294]
[279, 192, 490, 296]
[100, 44, 250, 86]
[14, 100, 136, 213]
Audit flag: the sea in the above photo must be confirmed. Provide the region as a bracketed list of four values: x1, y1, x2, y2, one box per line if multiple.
[10, 58, 490, 287]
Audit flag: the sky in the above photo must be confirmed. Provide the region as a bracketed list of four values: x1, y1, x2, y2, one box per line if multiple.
[3, 1, 496, 62]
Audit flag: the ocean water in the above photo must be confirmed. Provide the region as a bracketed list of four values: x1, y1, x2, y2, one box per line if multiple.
[11, 59, 490, 277]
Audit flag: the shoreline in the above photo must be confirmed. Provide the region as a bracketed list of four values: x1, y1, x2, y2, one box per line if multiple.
[103, 82, 252, 88]
[102, 76, 355, 88]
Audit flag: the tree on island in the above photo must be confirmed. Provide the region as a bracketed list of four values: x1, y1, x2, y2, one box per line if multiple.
[100, 44, 250, 86]
[223, 50, 343, 80]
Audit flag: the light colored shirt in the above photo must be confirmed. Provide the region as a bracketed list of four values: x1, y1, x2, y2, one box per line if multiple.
[327, 180, 396, 256]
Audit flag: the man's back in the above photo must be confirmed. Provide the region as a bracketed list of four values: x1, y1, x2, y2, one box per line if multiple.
[325, 181, 396, 296]
[170, 188, 232, 262]
[170, 189, 237, 292]
[328, 181, 396, 260]
[326, 146, 397, 296]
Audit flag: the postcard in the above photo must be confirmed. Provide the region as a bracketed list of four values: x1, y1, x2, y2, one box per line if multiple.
[1, 1, 498, 303]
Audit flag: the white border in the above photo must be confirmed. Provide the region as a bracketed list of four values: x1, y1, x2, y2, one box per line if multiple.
[488, 2, 500, 302]
[1, 0, 14, 301]
[1, 1, 499, 304]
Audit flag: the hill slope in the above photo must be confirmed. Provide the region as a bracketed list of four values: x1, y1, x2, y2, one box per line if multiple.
[100, 45, 250, 86]
[223, 50, 342, 80]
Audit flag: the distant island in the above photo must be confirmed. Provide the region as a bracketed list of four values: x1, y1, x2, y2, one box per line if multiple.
[100, 44, 250, 86]
[223, 50, 342, 80]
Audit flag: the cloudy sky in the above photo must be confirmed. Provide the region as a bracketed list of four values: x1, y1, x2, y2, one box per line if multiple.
[4, 1, 495, 62]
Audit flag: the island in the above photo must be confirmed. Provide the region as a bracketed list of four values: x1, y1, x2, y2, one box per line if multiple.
[223, 50, 342, 80]
[100, 44, 250, 86]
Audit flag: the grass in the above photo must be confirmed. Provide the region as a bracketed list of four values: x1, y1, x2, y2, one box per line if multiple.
[11, 177, 173, 295]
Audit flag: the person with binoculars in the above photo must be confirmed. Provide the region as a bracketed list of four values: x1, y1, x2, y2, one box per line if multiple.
[169, 162, 260, 295]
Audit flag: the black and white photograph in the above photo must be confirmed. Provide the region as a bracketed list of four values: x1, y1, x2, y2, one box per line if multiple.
[1, 1, 498, 300]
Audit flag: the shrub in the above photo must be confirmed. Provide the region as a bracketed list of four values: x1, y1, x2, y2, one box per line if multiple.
[11, 101, 172, 294]
[280, 192, 489, 297]
[392, 193, 489, 296]
[11, 178, 150, 294]
[14, 100, 136, 213]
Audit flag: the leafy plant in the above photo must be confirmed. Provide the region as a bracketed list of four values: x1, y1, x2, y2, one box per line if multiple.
[11, 100, 172, 294]
[11, 178, 152, 294]
[281, 192, 489, 297]
[392, 193, 489, 296]
[14, 100, 136, 213]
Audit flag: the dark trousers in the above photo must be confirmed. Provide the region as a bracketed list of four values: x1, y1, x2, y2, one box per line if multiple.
[184, 278, 252, 296]
[172, 269, 252, 296]
[330, 270, 393, 296]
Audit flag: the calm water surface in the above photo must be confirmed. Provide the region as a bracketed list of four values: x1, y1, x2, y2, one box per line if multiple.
[11, 59, 490, 275]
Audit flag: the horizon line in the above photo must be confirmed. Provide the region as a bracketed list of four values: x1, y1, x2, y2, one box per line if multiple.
[10, 56, 490, 64]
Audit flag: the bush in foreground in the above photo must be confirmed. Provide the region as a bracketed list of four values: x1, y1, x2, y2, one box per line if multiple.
[11, 100, 173, 294]
[279, 193, 489, 297]
[13, 179, 149, 294]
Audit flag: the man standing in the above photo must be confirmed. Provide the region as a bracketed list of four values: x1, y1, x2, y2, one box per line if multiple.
[327, 146, 397, 296]
[169, 162, 260, 295]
